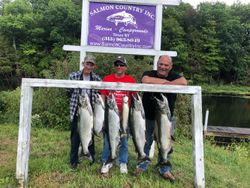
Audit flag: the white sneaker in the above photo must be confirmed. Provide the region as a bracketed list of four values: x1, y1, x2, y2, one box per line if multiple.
[101, 163, 113, 174]
[120, 163, 128, 174]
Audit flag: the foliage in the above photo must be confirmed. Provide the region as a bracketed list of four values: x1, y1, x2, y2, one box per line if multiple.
[32, 88, 69, 130]
[0, 58, 74, 128]
[174, 94, 192, 137]
[0, 34, 18, 89]
[0, 87, 69, 129]
[227, 141, 250, 159]
[0, 88, 20, 124]
[0, 1, 249, 89]
[164, 2, 250, 84]
[0, 0, 81, 88]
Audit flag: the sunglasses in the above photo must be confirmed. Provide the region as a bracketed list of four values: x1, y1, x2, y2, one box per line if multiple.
[114, 62, 126, 67]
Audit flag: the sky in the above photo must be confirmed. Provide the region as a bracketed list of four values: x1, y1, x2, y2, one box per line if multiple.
[181, 0, 250, 8]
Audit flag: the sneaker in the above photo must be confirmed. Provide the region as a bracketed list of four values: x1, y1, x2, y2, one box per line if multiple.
[101, 163, 113, 174]
[161, 171, 175, 182]
[120, 163, 128, 174]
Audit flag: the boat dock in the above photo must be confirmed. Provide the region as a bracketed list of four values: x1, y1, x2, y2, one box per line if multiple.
[204, 126, 250, 138]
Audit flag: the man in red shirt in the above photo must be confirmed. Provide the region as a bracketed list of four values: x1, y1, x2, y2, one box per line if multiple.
[100, 56, 136, 174]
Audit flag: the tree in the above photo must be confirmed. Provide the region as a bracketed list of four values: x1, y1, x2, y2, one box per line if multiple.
[0, 34, 18, 89]
[161, 3, 194, 74]
[0, 0, 33, 49]
[219, 18, 247, 83]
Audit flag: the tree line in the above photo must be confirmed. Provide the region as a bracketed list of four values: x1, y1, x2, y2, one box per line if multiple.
[0, 0, 249, 90]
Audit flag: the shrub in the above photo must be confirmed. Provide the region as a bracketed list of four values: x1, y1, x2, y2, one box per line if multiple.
[0, 87, 70, 130]
[174, 94, 192, 137]
[0, 88, 20, 124]
[32, 88, 69, 130]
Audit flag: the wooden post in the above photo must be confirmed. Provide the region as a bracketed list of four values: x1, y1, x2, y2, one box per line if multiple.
[192, 88, 205, 188]
[16, 81, 33, 188]
[79, 0, 89, 69]
[204, 109, 209, 132]
[153, 4, 163, 70]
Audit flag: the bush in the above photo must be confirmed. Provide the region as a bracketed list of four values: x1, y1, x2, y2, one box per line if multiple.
[0, 87, 70, 130]
[0, 88, 20, 124]
[32, 88, 69, 130]
[174, 94, 192, 137]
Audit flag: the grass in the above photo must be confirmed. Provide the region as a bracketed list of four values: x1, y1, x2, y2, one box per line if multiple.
[201, 84, 250, 96]
[0, 124, 249, 188]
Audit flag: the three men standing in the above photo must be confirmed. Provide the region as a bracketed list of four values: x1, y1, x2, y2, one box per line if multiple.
[67, 54, 187, 182]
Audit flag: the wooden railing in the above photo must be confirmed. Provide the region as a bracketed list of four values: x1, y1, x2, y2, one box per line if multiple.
[16, 78, 205, 188]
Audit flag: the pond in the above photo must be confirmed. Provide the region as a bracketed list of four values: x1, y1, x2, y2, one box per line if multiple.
[202, 95, 250, 128]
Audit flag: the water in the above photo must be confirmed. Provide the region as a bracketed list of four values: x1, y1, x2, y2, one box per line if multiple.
[202, 95, 250, 128]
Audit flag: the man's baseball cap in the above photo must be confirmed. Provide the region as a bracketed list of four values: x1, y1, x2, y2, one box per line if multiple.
[114, 56, 127, 66]
[84, 55, 96, 64]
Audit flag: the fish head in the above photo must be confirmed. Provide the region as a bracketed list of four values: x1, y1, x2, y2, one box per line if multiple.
[132, 93, 143, 111]
[126, 14, 137, 25]
[107, 94, 116, 109]
[123, 95, 129, 104]
[154, 94, 171, 118]
[154, 94, 166, 110]
[95, 93, 105, 108]
[78, 93, 89, 108]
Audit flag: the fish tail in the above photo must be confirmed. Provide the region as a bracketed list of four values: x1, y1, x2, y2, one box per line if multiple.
[138, 156, 151, 163]
[120, 132, 128, 138]
[158, 159, 172, 166]
[106, 156, 115, 164]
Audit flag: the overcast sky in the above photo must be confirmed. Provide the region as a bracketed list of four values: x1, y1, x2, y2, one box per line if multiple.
[181, 0, 250, 8]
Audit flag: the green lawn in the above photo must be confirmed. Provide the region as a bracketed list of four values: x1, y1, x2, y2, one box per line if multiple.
[0, 124, 249, 188]
[201, 84, 250, 96]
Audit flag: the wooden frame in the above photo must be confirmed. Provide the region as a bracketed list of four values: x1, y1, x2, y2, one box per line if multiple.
[16, 78, 205, 188]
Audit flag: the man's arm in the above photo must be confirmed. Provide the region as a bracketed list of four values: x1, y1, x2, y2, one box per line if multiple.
[165, 77, 187, 85]
[142, 75, 187, 85]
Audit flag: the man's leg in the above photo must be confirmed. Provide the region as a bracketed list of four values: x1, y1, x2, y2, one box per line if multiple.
[101, 132, 110, 163]
[135, 119, 155, 175]
[119, 136, 128, 173]
[100, 132, 113, 174]
[158, 150, 175, 182]
[144, 119, 155, 155]
[88, 135, 95, 164]
[70, 116, 80, 168]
